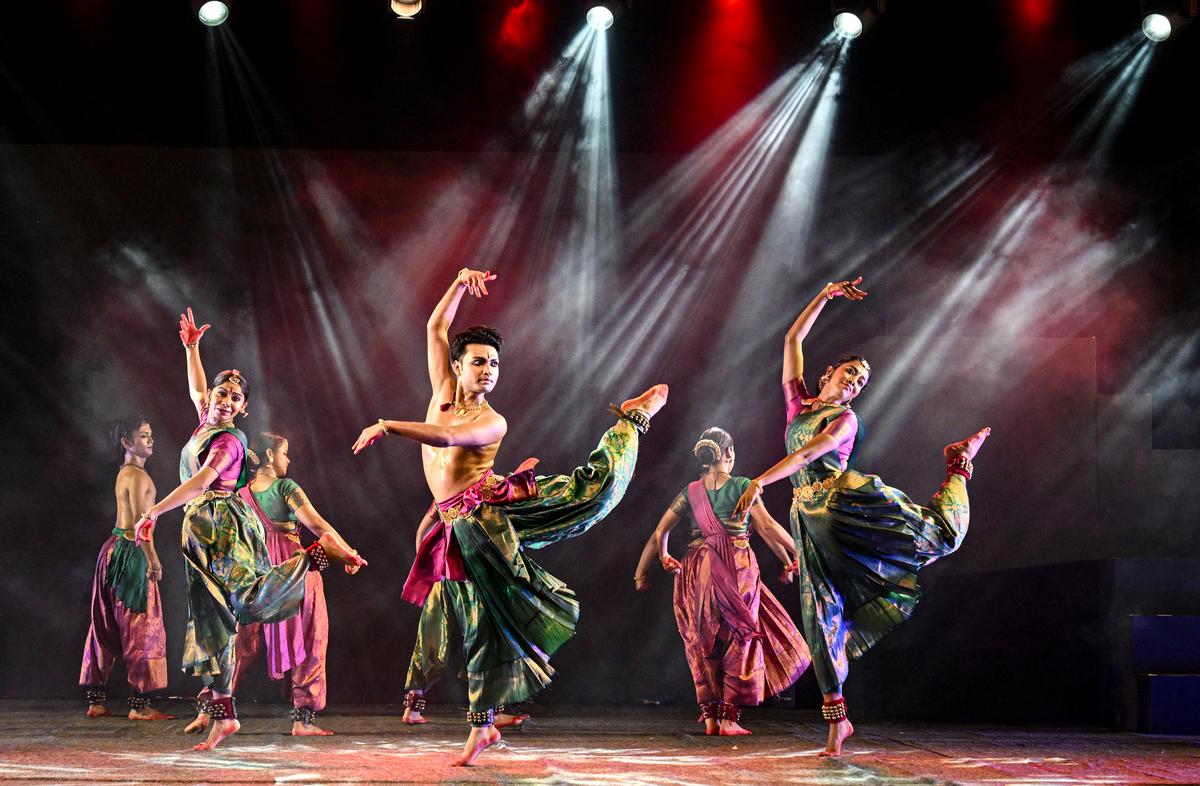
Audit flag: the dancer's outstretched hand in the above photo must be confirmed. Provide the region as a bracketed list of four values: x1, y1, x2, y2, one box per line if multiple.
[733, 481, 762, 519]
[352, 421, 388, 454]
[179, 307, 211, 346]
[457, 268, 497, 298]
[825, 276, 868, 301]
[660, 554, 682, 575]
[779, 560, 798, 584]
[134, 514, 156, 546]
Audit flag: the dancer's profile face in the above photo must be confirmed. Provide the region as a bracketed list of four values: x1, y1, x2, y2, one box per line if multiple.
[270, 440, 291, 477]
[822, 362, 869, 404]
[209, 382, 247, 424]
[454, 344, 500, 394]
[123, 422, 154, 460]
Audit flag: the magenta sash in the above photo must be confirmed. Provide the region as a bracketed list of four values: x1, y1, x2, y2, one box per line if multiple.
[687, 480, 761, 643]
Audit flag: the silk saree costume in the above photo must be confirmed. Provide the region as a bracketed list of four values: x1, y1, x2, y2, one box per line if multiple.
[232, 478, 329, 711]
[669, 476, 810, 707]
[784, 377, 969, 694]
[401, 418, 639, 713]
[179, 408, 310, 690]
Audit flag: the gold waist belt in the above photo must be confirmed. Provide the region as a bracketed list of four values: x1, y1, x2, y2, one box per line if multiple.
[730, 535, 750, 549]
[185, 489, 235, 511]
[793, 472, 842, 503]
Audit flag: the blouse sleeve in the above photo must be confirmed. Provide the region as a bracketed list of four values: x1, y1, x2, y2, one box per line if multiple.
[669, 489, 690, 521]
[202, 432, 244, 476]
[783, 376, 811, 423]
[278, 478, 310, 521]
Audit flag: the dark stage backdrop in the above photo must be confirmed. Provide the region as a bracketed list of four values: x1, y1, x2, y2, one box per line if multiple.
[1, 142, 1197, 721]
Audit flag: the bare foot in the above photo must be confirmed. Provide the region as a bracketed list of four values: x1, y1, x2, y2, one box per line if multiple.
[819, 719, 854, 757]
[193, 718, 240, 751]
[184, 712, 210, 734]
[317, 532, 368, 569]
[292, 720, 334, 736]
[944, 427, 991, 461]
[129, 706, 176, 721]
[704, 718, 718, 736]
[402, 708, 428, 725]
[621, 384, 669, 419]
[452, 725, 502, 766]
[719, 719, 752, 736]
[86, 704, 109, 718]
[494, 711, 529, 729]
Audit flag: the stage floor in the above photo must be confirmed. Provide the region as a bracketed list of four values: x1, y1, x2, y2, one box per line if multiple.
[0, 701, 1196, 784]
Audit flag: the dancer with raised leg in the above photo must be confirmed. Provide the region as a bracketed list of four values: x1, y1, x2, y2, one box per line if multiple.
[733, 278, 990, 757]
[635, 427, 810, 736]
[134, 309, 367, 751]
[401, 505, 530, 730]
[352, 267, 668, 766]
[79, 416, 174, 721]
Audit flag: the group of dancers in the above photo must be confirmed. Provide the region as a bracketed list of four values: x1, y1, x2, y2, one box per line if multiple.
[79, 268, 989, 763]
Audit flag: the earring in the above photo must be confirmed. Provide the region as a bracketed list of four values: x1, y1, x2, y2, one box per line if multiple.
[239, 409, 249, 418]
[818, 371, 832, 390]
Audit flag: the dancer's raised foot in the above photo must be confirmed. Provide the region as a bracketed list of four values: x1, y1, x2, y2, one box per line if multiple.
[494, 711, 529, 729]
[452, 725, 501, 766]
[819, 719, 854, 757]
[944, 427, 991, 461]
[86, 704, 109, 718]
[193, 718, 240, 751]
[402, 707, 428, 725]
[129, 706, 176, 721]
[317, 532, 368, 570]
[183, 712, 210, 734]
[292, 720, 333, 736]
[718, 719, 752, 736]
[621, 384, 669, 419]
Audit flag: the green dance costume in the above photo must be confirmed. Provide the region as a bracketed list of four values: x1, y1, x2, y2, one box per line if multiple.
[784, 378, 969, 694]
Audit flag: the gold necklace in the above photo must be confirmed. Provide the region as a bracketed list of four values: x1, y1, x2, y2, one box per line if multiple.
[453, 399, 490, 419]
[121, 462, 148, 474]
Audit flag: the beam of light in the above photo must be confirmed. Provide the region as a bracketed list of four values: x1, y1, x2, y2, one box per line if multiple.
[587, 6, 614, 31]
[848, 38, 1159, 447]
[1142, 13, 1172, 42]
[834, 12, 863, 39]
[198, 1, 229, 26]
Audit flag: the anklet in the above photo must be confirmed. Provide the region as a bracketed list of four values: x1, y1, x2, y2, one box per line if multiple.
[85, 688, 106, 706]
[290, 706, 317, 726]
[699, 702, 719, 721]
[607, 404, 651, 434]
[946, 455, 974, 480]
[717, 702, 741, 723]
[127, 695, 150, 711]
[203, 696, 237, 720]
[305, 542, 331, 572]
[404, 691, 427, 712]
[467, 708, 494, 727]
[821, 697, 848, 723]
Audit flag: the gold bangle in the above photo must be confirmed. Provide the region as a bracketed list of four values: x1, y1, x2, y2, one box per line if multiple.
[750, 479, 764, 492]
[377, 419, 389, 435]
[184, 342, 198, 349]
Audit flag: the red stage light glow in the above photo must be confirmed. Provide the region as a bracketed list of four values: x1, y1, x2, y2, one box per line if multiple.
[1016, 0, 1056, 33]
[497, 0, 545, 55]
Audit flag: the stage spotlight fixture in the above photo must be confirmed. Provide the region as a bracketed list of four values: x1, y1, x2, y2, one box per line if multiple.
[587, 6, 615, 30]
[1140, 0, 1197, 41]
[391, 0, 422, 19]
[197, 0, 229, 26]
[831, 0, 885, 39]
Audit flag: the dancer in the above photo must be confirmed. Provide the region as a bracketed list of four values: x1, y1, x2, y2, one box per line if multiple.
[184, 432, 361, 737]
[402, 505, 529, 730]
[353, 267, 668, 766]
[79, 416, 174, 721]
[134, 308, 367, 751]
[733, 277, 990, 756]
[635, 427, 809, 736]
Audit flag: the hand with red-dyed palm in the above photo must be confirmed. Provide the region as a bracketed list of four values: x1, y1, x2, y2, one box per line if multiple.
[179, 307, 211, 347]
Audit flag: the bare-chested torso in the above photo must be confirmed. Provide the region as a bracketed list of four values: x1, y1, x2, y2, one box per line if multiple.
[421, 382, 504, 502]
[114, 465, 155, 538]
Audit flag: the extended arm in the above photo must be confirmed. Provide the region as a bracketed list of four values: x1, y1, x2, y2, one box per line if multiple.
[294, 503, 365, 574]
[654, 508, 683, 575]
[734, 412, 858, 517]
[134, 466, 218, 544]
[633, 532, 659, 591]
[427, 268, 496, 393]
[781, 278, 867, 385]
[353, 411, 507, 454]
[129, 472, 163, 580]
[180, 307, 211, 418]
[748, 502, 797, 583]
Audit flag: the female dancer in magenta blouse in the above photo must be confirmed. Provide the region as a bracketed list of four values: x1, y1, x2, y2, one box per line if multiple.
[188, 432, 361, 736]
[734, 278, 990, 756]
[635, 427, 810, 736]
[135, 309, 367, 751]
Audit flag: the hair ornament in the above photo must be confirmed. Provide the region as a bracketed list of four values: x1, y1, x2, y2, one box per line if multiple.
[693, 438, 724, 459]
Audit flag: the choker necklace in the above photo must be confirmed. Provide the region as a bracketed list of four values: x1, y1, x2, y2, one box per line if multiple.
[452, 399, 491, 419]
[121, 462, 148, 474]
[809, 398, 848, 410]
